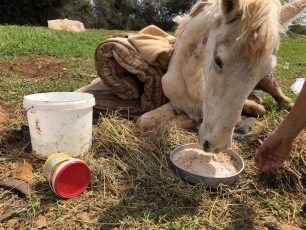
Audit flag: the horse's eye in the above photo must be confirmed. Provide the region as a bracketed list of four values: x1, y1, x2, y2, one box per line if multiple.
[203, 38, 207, 45]
[214, 56, 223, 69]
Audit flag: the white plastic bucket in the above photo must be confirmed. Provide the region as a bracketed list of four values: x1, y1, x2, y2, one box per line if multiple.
[23, 92, 95, 159]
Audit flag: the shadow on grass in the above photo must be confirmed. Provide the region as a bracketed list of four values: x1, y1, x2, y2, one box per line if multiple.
[95, 176, 201, 229]
[257, 170, 303, 192]
[0, 129, 21, 149]
[34, 181, 60, 205]
[91, 155, 205, 228]
[226, 201, 257, 230]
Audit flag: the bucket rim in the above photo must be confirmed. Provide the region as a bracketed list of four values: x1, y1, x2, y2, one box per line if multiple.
[23, 92, 95, 111]
[24, 92, 95, 103]
[53, 160, 90, 199]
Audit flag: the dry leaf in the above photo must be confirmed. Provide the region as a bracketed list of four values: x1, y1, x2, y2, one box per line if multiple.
[0, 105, 7, 136]
[86, 190, 94, 197]
[0, 105, 6, 124]
[78, 212, 91, 222]
[12, 162, 33, 185]
[281, 224, 302, 230]
[34, 215, 48, 228]
[7, 219, 18, 228]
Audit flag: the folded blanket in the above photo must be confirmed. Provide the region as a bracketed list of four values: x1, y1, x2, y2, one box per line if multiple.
[77, 78, 141, 118]
[94, 34, 168, 115]
[129, 25, 176, 70]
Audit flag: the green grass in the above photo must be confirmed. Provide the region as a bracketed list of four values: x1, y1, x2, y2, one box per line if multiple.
[0, 25, 118, 61]
[273, 35, 306, 102]
[0, 26, 305, 229]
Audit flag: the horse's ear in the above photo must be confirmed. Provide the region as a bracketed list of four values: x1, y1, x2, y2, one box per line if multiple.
[189, 1, 210, 18]
[221, 0, 240, 22]
[280, 0, 306, 27]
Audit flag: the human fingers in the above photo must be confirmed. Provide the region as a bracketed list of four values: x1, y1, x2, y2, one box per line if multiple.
[261, 157, 280, 171]
[257, 144, 267, 156]
[261, 151, 288, 171]
[258, 151, 271, 170]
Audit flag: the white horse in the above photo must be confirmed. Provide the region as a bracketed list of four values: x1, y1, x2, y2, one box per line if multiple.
[138, 0, 306, 152]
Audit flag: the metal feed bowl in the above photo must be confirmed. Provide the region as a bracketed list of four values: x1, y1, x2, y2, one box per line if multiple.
[170, 143, 245, 187]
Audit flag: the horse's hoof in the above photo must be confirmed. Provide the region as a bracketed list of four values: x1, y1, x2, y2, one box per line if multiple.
[243, 101, 266, 117]
[278, 101, 294, 111]
[248, 91, 263, 104]
[301, 202, 306, 218]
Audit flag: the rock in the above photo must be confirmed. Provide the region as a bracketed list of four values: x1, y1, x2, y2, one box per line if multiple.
[47, 19, 85, 33]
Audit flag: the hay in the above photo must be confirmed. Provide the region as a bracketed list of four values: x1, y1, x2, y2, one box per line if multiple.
[86, 114, 201, 201]
[89, 115, 305, 193]
[83, 114, 304, 228]
[0, 114, 305, 228]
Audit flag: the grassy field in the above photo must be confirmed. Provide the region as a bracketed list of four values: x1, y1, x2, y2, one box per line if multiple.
[0, 25, 305, 229]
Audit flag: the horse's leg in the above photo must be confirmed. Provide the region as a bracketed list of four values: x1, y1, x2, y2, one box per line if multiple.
[242, 99, 266, 117]
[256, 73, 294, 110]
[137, 103, 176, 129]
[137, 103, 198, 130]
[173, 114, 197, 129]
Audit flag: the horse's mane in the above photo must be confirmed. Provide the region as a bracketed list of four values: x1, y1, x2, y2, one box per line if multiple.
[175, 0, 281, 63]
[237, 0, 281, 63]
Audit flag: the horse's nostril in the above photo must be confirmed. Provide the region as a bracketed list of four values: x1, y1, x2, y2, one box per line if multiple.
[203, 141, 211, 151]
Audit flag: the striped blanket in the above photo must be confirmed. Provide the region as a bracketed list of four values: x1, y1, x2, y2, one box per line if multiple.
[94, 36, 169, 115]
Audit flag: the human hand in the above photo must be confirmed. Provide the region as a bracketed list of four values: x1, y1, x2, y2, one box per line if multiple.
[256, 130, 294, 172]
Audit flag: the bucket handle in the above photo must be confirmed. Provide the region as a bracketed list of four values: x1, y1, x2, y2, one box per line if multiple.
[26, 106, 34, 113]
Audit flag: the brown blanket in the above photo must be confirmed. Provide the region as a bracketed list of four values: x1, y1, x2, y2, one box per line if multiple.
[77, 78, 141, 118]
[94, 32, 170, 115]
[129, 25, 176, 70]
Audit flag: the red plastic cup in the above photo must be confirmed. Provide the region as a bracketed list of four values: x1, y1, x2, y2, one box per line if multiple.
[43, 153, 90, 199]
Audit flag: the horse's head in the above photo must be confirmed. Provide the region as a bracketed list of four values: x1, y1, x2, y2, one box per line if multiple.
[198, 0, 305, 152]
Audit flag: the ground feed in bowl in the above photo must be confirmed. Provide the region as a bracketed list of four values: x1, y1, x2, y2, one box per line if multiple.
[172, 148, 238, 177]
